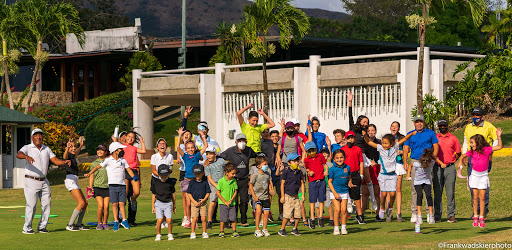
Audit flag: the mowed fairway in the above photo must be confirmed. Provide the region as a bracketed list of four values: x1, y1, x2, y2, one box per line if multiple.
[1, 158, 511, 249]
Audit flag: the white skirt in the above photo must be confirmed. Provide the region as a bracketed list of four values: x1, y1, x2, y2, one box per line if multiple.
[378, 174, 398, 192]
[330, 192, 349, 200]
[469, 170, 489, 190]
[395, 163, 407, 176]
[64, 174, 80, 191]
[363, 153, 372, 168]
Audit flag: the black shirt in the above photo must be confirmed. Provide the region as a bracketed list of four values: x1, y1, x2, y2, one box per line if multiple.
[261, 139, 275, 167]
[365, 138, 381, 162]
[187, 176, 211, 202]
[219, 145, 258, 179]
[280, 167, 303, 196]
[151, 177, 177, 202]
[349, 106, 368, 154]
[66, 153, 79, 176]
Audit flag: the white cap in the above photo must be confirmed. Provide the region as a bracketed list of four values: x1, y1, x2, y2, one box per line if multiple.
[109, 142, 127, 154]
[291, 118, 300, 125]
[31, 128, 44, 136]
[205, 146, 216, 153]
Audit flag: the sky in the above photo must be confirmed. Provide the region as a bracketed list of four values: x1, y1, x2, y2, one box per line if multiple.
[293, 0, 346, 13]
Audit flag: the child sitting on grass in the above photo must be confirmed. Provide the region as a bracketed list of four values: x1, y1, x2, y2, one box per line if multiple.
[187, 164, 211, 239]
[151, 165, 177, 241]
[249, 155, 274, 237]
[217, 163, 239, 238]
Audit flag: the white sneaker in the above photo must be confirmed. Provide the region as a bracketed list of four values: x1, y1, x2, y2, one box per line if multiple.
[410, 214, 417, 223]
[262, 229, 270, 237]
[333, 228, 340, 235]
[371, 200, 378, 212]
[427, 214, 435, 224]
[417, 216, 423, 224]
[190, 232, 196, 239]
[168, 234, 174, 241]
[155, 234, 161, 241]
[254, 230, 263, 237]
[202, 232, 209, 239]
[341, 229, 348, 235]
[181, 218, 187, 227]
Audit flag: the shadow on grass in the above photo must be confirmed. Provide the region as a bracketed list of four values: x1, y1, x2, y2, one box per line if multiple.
[122, 235, 155, 242]
[478, 226, 512, 234]
[387, 227, 466, 234]
[488, 217, 512, 222]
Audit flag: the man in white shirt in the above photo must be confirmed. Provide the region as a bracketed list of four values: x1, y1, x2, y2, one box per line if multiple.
[16, 128, 70, 234]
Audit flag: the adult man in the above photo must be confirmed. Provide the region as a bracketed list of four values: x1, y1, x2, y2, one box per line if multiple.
[16, 128, 70, 234]
[403, 114, 439, 223]
[218, 133, 258, 227]
[433, 119, 461, 223]
[463, 107, 497, 217]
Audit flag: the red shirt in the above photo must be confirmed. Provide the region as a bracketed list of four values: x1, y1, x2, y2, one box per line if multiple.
[123, 144, 139, 169]
[304, 153, 327, 182]
[436, 133, 461, 164]
[297, 133, 308, 143]
[341, 145, 363, 173]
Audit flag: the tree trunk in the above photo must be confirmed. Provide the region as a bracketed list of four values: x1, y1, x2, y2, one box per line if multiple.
[3, 56, 15, 110]
[24, 41, 42, 114]
[416, 4, 427, 115]
[262, 36, 269, 120]
[0, 76, 4, 106]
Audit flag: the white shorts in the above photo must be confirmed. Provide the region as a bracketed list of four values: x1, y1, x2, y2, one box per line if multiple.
[330, 192, 349, 200]
[65, 174, 80, 191]
[378, 174, 398, 192]
[363, 154, 372, 168]
[469, 170, 489, 190]
[395, 163, 407, 176]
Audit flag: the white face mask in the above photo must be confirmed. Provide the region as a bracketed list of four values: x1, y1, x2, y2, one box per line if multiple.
[237, 141, 247, 150]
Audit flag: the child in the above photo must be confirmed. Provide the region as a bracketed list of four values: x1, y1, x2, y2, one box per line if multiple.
[459, 128, 502, 228]
[331, 129, 346, 152]
[177, 128, 193, 226]
[150, 138, 174, 229]
[278, 153, 305, 237]
[276, 121, 306, 166]
[85, 142, 139, 232]
[261, 129, 277, 222]
[305, 115, 331, 154]
[176, 127, 208, 228]
[205, 147, 227, 229]
[87, 144, 110, 230]
[328, 149, 353, 235]
[63, 137, 89, 231]
[304, 141, 328, 229]
[187, 164, 211, 239]
[390, 121, 407, 222]
[269, 130, 284, 220]
[363, 131, 416, 222]
[249, 155, 274, 237]
[217, 163, 239, 238]
[316, 147, 334, 226]
[341, 131, 365, 224]
[413, 148, 436, 229]
[237, 103, 275, 153]
[151, 165, 177, 241]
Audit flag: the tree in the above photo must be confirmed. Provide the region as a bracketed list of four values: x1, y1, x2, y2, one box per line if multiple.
[0, 3, 20, 109]
[482, 7, 512, 48]
[214, 21, 243, 67]
[15, 0, 85, 114]
[119, 51, 162, 88]
[242, 0, 310, 114]
[406, 0, 486, 115]
[340, 0, 419, 22]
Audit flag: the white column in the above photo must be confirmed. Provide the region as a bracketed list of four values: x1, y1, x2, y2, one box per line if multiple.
[431, 59, 444, 101]
[417, 46, 431, 97]
[309, 55, 321, 116]
[132, 69, 154, 154]
[214, 63, 226, 150]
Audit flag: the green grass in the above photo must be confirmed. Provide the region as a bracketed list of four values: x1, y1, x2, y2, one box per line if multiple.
[153, 111, 200, 148]
[1, 157, 512, 249]
[452, 118, 512, 147]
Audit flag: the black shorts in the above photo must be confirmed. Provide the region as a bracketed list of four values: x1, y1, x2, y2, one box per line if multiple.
[255, 199, 271, 211]
[125, 168, 140, 180]
[179, 170, 186, 181]
[349, 171, 361, 200]
[93, 187, 110, 198]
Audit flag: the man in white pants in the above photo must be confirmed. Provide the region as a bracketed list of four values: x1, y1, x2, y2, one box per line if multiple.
[16, 128, 70, 234]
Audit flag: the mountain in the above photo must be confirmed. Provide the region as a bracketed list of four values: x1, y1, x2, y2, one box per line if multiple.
[116, 0, 349, 37]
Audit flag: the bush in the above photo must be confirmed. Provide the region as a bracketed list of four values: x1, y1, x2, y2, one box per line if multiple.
[84, 113, 132, 155]
[411, 94, 454, 130]
[119, 52, 162, 88]
[34, 122, 78, 158]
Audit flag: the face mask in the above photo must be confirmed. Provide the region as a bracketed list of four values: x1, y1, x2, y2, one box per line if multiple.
[118, 150, 125, 158]
[285, 130, 294, 136]
[289, 164, 299, 170]
[261, 165, 269, 172]
[347, 142, 354, 148]
[473, 117, 482, 125]
[237, 141, 246, 150]
[308, 152, 317, 157]
[439, 127, 448, 134]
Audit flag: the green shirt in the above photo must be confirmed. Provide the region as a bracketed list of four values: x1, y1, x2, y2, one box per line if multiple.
[217, 176, 238, 206]
[241, 122, 267, 153]
[90, 158, 108, 188]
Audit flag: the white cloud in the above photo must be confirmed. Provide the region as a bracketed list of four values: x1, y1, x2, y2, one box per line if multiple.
[292, 0, 346, 13]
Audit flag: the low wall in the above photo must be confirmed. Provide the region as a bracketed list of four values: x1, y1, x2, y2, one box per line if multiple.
[11, 91, 72, 107]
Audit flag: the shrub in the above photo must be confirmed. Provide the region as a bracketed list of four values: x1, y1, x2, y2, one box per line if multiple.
[119, 52, 162, 88]
[411, 94, 454, 131]
[34, 122, 78, 158]
[84, 113, 132, 155]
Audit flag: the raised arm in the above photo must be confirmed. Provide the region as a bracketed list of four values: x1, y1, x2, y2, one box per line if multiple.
[63, 139, 72, 160]
[492, 128, 503, 151]
[136, 136, 146, 154]
[398, 131, 417, 145]
[237, 103, 254, 126]
[176, 127, 185, 157]
[76, 137, 84, 154]
[181, 106, 193, 130]
[198, 130, 209, 155]
[257, 108, 275, 128]
[278, 118, 285, 138]
[347, 91, 355, 131]
[362, 131, 378, 148]
[307, 123, 313, 142]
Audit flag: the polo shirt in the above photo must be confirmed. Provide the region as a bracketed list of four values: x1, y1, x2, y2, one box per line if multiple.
[217, 176, 238, 206]
[280, 167, 303, 195]
[304, 153, 327, 182]
[187, 176, 211, 201]
[150, 152, 174, 178]
[341, 145, 363, 173]
[305, 130, 328, 150]
[464, 121, 497, 152]
[377, 143, 399, 174]
[151, 177, 177, 202]
[331, 143, 342, 152]
[219, 146, 257, 179]
[329, 163, 351, 194]
[241, 122, 268, 152]
[19, 143, 56, 178]
[436, 133, 461, 165]
[100, 156, 130, 185]
[297, 133, 308, 144]
[404, 128, 439, 160]
[182, 152, 202, 178]
[205, 158, 227, 183]
[90, 158, 108, 188]
[466, 146, 492, 172]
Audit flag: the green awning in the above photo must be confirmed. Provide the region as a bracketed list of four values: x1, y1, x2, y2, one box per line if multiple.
[0, 106, 47, 124]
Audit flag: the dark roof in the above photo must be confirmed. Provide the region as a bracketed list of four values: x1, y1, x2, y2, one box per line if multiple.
[0, 106, 47, 124]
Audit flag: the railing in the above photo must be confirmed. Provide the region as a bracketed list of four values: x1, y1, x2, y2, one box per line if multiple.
[223, 91, 295, 122]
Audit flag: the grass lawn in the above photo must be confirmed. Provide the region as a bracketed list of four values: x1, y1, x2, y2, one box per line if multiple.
[1, 156, 512, 249]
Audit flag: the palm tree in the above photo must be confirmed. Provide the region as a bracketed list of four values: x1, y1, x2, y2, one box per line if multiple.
[482, 8, 512, 48]
[242, 0, 310, 114]
[407, 0, 486, 114]
[0, 4, 18, 110]
[214, 21, 243, 68]
[15, 0, 85, 113]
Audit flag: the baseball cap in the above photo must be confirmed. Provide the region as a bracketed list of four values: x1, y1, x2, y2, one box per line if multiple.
[192, 164, 204, 174]
[198, 121, 208, 129]
[286, 152, 300, 162]
[119, 131, 127, 137]
[108, 142, 127, 154]
[96, 144, 108, 151]
[291, 118, 300, 125]
[285, 122, 295, 129]
[472, 107, 485, 116]
[205, 146, 216, 153]
[31, 128, 43, 136]
[438, 119, 449, 126]
[157, 138, 167, 144]
[157, 164, 171, 175]
[345, 131, 355, 139]
[235, 133, 247, 141]
[319, 147, 330, 153]
[414, 114, 425, 122]
[305, 141, 317, 151]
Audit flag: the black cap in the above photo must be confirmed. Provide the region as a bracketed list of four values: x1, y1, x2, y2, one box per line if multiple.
[157, 164, 171, 176]
[96, 144, 107, 151]
[472, 107, 485, 116]
[192, 164, 204, 174]
[438, 119, 448, 126]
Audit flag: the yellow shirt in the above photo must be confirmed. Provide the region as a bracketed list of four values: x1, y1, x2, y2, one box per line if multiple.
[463, 121, 497, 151]
[241, 122, 267, 153]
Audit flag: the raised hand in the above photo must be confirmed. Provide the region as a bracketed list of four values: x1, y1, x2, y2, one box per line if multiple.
[78, 137, 84, 146]
[177, 127, 185, 136]
[184, 106, 193, 118]
[325, 136, 332, 146]
[497, 127, 503, 137]
[248, 103, 254, 109]
[279, 118, 285, 127]
[257, 108, 264, 115]
[139, 136, 145, 143]
[347, 91, 353, 102]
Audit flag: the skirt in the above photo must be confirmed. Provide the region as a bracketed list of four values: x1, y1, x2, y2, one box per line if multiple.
[469, 170, 489, 190]
[377, 174, 398, 192]
[395, 163, 407, 176]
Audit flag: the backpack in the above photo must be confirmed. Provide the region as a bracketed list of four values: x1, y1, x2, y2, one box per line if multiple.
[282, 135, 301, 156]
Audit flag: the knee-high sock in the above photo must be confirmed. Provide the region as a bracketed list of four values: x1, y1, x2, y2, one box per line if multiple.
[76, 209, 86, 226]
[367, 183, 377, 210]
[69, 209, 81, 225]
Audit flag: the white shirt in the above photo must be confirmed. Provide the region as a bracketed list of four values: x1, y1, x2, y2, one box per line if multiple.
[100, 156, 130, 185]
[377, 142, 400, 174]
[19, 143, 56, 178]
[194, 135, 220, 163]
[150, 152, 174, 178]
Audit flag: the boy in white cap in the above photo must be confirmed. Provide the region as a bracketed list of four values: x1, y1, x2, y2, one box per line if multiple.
[86, 142, 139, 232]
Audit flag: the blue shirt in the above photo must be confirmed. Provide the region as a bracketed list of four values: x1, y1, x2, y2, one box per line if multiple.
[187, 176, 211, 201]
[305, 130, 328, 150]
[328, 163, 351, 194]
[280, 167, 303, 196]
[403, 129, 438, 160]
[331, 143, 342, 152]
[183, 152, 202, 178]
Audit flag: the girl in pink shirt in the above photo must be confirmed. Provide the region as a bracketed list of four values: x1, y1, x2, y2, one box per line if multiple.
[122, 131, 146, 211]
[459, 128, 502, 228]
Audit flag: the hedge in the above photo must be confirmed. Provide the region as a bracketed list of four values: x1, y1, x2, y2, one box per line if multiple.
[84, 113, 133, 155]
[34, 122, 79, 159]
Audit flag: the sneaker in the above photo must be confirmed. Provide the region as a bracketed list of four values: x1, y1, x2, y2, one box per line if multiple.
[268, 214, 275, 222]
[181, 218, 187, 227]
[66, 224, 80, 232]
[78, 224, 90, 230]
[417, 216, 423, 224]
[130, 197, 137, 211]
[435, 217, 442, 223]
[22, 229, 35, 235]
[113, 222, 119, 232]
[38, 228, 49, 233]
[308, 218, 316, 229]
[291, 228, 301, 236]
[190, 232, 196, 239]
[218, 232, 225, 238]
[231, 231, 239, 238]
[427, 214, 435, 224]
[355, 215, 366, 225]
[129, 222, 137, 227]
[278, 214, 284, 221]
[447, 216, 457, 223]
[347, 202, 354, 214]
[386, 212, 392, 222]
[333, 228, 340, 235]
[184, 221, 191, 229]
[155, 234, 162, 241]
[121, 220, 131, 230]
[318, 218, 325, 227]
[378, 209, 385, 220]
[202, 232, 209, 239]
[410, 214, 417, 223]
[254, 230, 263, 237]
[96, 224, 103, 230]
[168, 234, 174, 241]
[341, 228, 348, 235]
[375, 214, 384, 222]
[278, 229, 288, 237]
[206, 221, 213, 229]
[397, 213, 403, 223]
[262, 229, 270, 237]
[328, 220, 334, 227]
[479, 217, 486, 228]
[303, 220, 309, 227]
[361, 215, 367, 224]
[103, 224, 110, 230]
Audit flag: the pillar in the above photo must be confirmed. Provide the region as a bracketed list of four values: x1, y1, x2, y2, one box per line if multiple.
[132, 69, 154, 154]
[84, 64, 89, 101]
[60, 61, 66, 92]
[214, 63, 226, 150]
[309, 55, 321, 116]
[417, 46, 431, 98]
